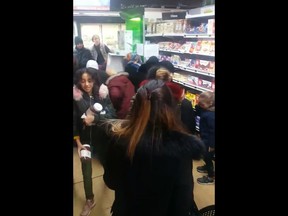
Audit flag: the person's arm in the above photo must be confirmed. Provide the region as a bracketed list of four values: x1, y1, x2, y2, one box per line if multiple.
[73, 102, 87, 157]
[207, 113, 215, 150]
[73, 86, 90, 114]
[105, 44, 111, 53]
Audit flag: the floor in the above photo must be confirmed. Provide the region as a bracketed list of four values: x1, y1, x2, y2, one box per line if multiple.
[73, 147, 215, 216]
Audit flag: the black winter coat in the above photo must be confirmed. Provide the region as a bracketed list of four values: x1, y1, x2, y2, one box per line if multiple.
[103, 130, 205, 216]
[73, 46, 93, 70]
[181, 98, 196, 135]
[199, 110, 215, 149]
[73, 87, 117, 162]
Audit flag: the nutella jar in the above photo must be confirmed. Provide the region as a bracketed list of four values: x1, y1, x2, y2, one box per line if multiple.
[80, 144, 91, 161]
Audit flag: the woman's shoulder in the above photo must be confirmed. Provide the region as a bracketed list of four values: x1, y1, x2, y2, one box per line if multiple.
[201, 110, 215, 119]
[138, 131, 204, 159]
[99, 84, 109, 99]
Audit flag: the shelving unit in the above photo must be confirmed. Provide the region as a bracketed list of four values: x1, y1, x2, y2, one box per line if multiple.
[144, 5, 215, 95]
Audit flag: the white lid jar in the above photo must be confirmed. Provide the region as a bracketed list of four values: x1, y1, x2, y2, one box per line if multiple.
[80, 144, 91, 160]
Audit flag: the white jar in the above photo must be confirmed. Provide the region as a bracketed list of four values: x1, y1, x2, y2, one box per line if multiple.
[80, 144, 91, 161]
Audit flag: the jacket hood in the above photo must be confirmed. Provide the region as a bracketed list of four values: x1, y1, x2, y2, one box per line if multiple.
[105, 72, 129, 85]
[73, 84, 109, 101]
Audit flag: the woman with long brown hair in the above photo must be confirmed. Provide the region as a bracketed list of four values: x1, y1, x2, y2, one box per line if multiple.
[103, 79, 205, 216]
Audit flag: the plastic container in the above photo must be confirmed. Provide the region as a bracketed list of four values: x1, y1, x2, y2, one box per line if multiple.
[86, 103, 103, 116]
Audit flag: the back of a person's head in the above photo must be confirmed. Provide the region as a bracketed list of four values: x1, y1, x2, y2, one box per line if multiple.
[110, 79, 191, 160]
[146, 56, 159, 65]
[166, 82, 185, 102]
[146, 65, 162, 79]
[130, 53, 142, 64]
[155, 68, 172, 82]
[132, 80, 178, 126]
[146, 56, 160, 72]
[86, 60, 99, 70]
[159, 60, 175, 73]
[198, 91, 215, 111]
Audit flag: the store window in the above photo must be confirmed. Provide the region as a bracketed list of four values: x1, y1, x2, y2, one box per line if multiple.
[80, 23, 126, 51]
[80, 24, 101, 48]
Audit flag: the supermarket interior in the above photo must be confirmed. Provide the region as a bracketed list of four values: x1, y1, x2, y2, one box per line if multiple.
[73, 0, 215, 216]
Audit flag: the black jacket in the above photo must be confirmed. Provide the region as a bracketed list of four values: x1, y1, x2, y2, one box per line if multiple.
[103, 130, 205, 216]
[199, 110, 215, 149]
[181, 98, 196, 134]
[74, 46, 93, 70]
[73, 86, 117, 160]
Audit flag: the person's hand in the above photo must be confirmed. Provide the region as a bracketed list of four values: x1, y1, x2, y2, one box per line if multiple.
[73, 85, 83, 101]
[76, 142, 87, 158]
[209, 147, 215, 152]
[83, 113, 95, 126]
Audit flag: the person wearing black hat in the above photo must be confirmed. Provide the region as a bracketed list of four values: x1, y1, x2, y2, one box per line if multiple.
[73, 36, 93, 75]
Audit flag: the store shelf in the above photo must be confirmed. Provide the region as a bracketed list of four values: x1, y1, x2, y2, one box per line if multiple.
[186, 13, 214, 19]
[184, 34, 214, 38]
[145, 33, 164, 37]
[172, 79, 213, 92]
[159, 49, 184, 54]
[174, 65, 215, 77]
[159, 49, 214, 57]
[145, 33, 185, 37]
[145, 33, 214, 38]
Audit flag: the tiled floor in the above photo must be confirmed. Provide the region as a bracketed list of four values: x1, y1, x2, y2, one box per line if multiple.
[73, 147, 214, 216]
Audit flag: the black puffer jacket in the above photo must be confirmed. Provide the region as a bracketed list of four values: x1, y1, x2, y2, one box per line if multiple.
[73, 85, 117, 161]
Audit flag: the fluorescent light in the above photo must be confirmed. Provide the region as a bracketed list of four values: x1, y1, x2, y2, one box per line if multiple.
[130, 17, 141, 21]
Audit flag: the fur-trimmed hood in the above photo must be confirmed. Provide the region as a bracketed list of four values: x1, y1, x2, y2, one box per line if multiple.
[73, 84, 109, 101]
[105, 72, 129, 85]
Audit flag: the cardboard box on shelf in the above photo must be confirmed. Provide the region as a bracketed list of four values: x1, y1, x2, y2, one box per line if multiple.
[156, 23, 164, 34]
[199, 79, 213, 90]
[207, 19, 215, 35]
[195, 59, 215, 73]
[174, 19, 185, 33]
[187, 75, 199, 86]
[163, 22, 175, 34]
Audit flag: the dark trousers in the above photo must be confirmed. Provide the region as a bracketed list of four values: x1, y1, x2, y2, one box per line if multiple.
[81, 159, 94, 200]
[203, 150, 215, 178]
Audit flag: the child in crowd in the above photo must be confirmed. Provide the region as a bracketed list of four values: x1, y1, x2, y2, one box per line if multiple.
[196, 91, 215, 185]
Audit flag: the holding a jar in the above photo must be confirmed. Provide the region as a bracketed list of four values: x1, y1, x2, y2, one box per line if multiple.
[73, 68, 117, 216]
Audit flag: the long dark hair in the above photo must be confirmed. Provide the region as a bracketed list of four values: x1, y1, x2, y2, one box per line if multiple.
[109, 79, 190, 160]
[73, 67, 102, 97]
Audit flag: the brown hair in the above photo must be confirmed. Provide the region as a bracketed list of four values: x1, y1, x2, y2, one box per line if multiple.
[108, 79, 190, 161]
[198, 91, 215, 111]
[155, 68, 172, 82]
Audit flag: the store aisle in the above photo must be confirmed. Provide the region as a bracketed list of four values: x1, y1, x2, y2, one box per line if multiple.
[73, 147, 214, 216]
